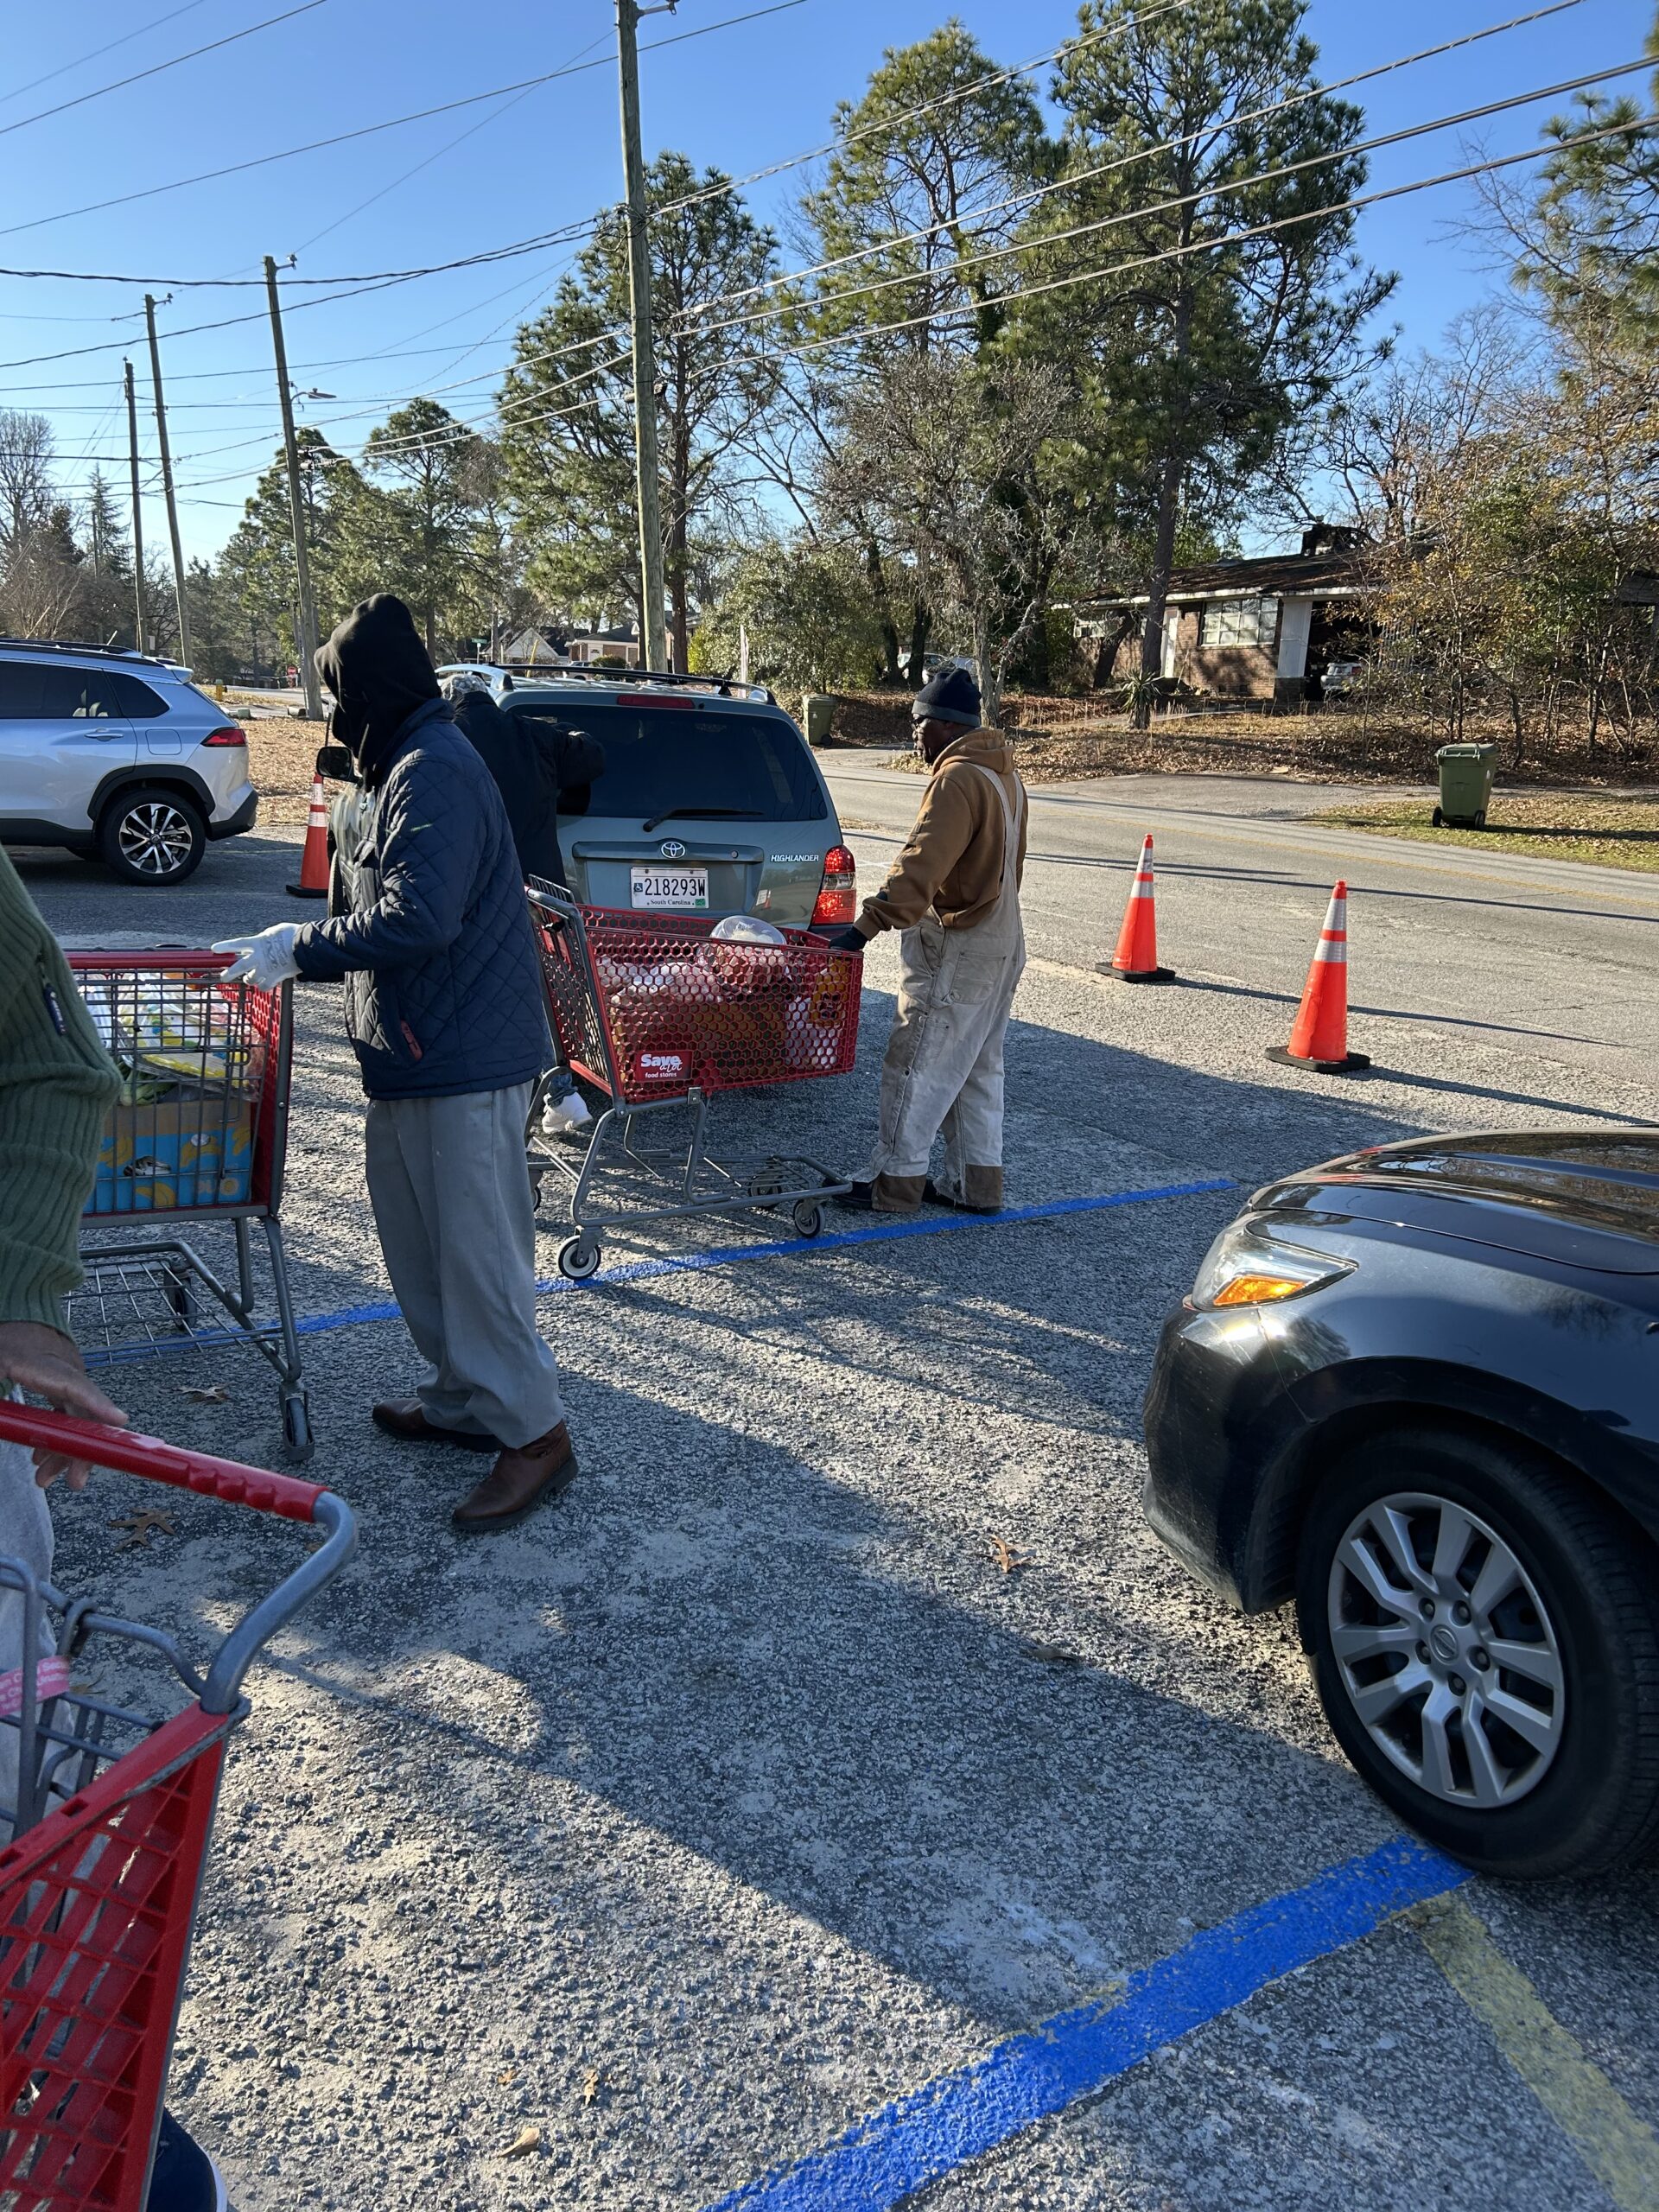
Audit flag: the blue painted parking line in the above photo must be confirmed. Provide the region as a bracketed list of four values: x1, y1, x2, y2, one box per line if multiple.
[704, 1837, 1470, 2212]
[82, 1176, 1235, 1366]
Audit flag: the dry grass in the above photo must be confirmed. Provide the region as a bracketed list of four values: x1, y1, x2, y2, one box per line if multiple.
[830, 690, 1659, 788]
[243, 716, 328, 828]
[1306, 793, 1659, 873]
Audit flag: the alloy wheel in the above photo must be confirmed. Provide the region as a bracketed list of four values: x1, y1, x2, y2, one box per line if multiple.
[118, 800, 195, 877]
[1326, 1490, 1565, 1808]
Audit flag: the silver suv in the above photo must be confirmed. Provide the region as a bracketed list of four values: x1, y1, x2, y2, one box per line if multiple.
[0, 639, 257, 885]
[454, 668, 855, 928]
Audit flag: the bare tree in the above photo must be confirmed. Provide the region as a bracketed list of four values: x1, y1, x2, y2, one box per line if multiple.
[821, 355, 1082, 728]
[0, 410, 56, 560]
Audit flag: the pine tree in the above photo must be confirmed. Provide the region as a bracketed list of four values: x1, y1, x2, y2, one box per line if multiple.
[499, 152, 781, 671]
[1015, 0, 1391, 725]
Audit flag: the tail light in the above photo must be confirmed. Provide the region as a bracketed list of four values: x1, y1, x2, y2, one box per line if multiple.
[812, 842, 857, 926]
[200, 725, 247, 747]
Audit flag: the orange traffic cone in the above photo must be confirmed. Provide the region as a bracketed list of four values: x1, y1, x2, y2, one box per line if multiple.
[286, 772, 330, 899]
[1267, 880, 1370, 1073]
[1103, 832, 1175, 982]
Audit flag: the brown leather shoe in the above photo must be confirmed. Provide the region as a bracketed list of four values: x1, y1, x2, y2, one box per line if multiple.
[451, 1422, 579, 1533]
[372, 1399, 501, 1452]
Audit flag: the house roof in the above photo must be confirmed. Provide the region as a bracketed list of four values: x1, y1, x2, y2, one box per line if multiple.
[1081, 546, 1374, 611]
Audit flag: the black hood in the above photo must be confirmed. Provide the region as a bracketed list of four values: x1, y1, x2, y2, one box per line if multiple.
[315, 594, 442, 781]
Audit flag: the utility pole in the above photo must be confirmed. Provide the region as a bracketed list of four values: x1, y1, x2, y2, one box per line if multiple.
[264, 257, 325, 719]
[614, 0, 669, 672]
[143, 297, 192, 668]
[124, 360, 148, 652]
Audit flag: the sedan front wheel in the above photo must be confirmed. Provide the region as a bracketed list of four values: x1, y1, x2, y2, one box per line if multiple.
[1297, 1424, 1659, 1878]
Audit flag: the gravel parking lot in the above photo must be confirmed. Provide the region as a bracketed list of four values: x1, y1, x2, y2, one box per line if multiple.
[16, 770, 1659, 2212]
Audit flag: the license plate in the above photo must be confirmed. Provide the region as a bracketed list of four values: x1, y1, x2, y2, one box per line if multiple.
[630, 865, 709, 911]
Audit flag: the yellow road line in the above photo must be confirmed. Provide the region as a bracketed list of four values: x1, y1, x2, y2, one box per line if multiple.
[1411, 1895, 1659, 2210]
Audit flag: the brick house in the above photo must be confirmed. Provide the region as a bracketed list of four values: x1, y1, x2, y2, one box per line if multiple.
[1077, 524, 1377, 704]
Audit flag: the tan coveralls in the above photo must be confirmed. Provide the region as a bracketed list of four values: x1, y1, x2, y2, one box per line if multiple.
[863, 760, 1027, 1211]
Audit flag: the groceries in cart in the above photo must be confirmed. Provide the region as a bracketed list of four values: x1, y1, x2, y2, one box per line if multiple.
[79, 966, 266, 1213]
[527, 886, 860, 1281]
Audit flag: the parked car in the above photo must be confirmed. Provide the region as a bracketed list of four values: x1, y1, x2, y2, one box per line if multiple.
[1142, 1129, 1659, 1879]
[486, 669, 856, 929]
[0, 639, 257, 884]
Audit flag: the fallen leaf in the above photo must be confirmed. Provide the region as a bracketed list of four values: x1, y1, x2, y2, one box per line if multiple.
[109, 1509, 178, 1551]
[988, 1535, 1032, 1575]
[502, 2125, 541, 2158]
[497, 2070, 518, 2087]
[180, 1385, 229, 1403]
[582, 2065, 604, 2107]
[1020, 1639, 1083, 1667]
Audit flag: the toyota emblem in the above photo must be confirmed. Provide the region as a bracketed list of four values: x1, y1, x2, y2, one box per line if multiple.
[660, 839, 687, 858]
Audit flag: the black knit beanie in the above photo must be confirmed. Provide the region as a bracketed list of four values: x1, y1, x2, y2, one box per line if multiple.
[912, 664, 982, 727]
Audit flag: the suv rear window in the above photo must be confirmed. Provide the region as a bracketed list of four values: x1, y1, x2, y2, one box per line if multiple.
[505, 699, 825, 823]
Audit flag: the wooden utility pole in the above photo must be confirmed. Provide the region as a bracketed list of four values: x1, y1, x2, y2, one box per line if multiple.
[614, 0, 669, 672]
[143, 298, 191, 667]
[264, 257, 325, 719]
[124, 360, 149, 652]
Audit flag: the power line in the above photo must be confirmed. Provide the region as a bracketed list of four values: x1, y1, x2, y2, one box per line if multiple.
[680, 0, 1592, 315]
[0, 0, 808, 245]
[685, 53, 1655, 346]
[0, 0, 329, 143]
[657, 0, 1204, 219]
[0, 0, 212, 111]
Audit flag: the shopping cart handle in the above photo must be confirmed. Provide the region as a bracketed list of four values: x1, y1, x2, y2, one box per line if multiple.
[0, 1403, 357, 1715]
[0, 1404, 326, 1520]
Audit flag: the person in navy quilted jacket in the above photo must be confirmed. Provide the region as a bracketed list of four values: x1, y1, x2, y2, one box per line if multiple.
[214, 595, 578, 1534]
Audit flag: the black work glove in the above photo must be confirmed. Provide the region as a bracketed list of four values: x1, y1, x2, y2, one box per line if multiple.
[820, 925, 869, 952]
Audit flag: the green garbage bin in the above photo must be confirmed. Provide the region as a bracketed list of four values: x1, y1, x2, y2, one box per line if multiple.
[1433, 741, 1497, 829]
[803, 693, 836, 747]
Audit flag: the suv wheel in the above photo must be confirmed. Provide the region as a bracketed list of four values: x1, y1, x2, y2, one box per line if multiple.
[99, 785, 207, 885]
[1296, 1424, 1659, 1878]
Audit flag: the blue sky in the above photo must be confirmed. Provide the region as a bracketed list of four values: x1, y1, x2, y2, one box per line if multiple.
[1, 0, 1650, 564]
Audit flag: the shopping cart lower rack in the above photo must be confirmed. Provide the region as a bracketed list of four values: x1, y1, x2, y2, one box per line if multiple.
[67, 950, 313, 1461]
[0, 1404, 354, 2212]
[528, 886, 862, 1279]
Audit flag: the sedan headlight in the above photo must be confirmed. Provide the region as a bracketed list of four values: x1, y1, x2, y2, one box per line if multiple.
[1190, 1219, 1355, 1310]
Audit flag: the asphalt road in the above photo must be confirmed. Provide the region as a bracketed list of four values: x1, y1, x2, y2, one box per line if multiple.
[17, 766, 1659, 2212]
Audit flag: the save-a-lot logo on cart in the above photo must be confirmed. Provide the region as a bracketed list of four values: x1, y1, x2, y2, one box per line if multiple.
[639, 1049, 690, 1082]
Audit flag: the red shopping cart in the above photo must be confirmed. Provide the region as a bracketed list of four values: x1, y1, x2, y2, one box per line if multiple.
[0, 1404, 354, 2212]
[528, 885, 861, 1280]
[66, 951, 312, 1461]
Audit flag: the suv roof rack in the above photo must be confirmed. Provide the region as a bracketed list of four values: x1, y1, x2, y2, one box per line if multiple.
[507, 664, 776, 704]
[0, 635, 177, 669]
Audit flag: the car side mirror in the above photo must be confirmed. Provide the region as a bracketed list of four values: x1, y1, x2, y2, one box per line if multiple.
[315, 743, 353, 781]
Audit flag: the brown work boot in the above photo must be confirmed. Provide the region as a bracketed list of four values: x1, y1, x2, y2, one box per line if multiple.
[451, 1422, 579, 1533]
[924, 1166, 1004, 1215]
[372, 1399, 501, 1452]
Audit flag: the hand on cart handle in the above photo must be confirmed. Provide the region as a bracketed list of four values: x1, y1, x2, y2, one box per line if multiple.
[0, 1322, 128, 1491]
[212, 925, 302, 991]
[0, 1401, 328, 1522]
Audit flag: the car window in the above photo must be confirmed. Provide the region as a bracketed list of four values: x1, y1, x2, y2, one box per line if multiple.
[505, 701, 825, 823]
[35, 665, 125, 720]
[0, 661, 46, 718]
[112, 672, 168, 718]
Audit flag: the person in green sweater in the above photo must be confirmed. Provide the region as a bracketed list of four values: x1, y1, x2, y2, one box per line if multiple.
[0, 849, 231, 2212]
[0, 844, 125, 1481]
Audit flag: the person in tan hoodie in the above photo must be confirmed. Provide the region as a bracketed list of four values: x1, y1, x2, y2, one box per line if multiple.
[826, 665, 1027, 1214]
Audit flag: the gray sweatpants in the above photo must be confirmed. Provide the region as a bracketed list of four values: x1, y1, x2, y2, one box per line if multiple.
[365, 1083, 564, 1450]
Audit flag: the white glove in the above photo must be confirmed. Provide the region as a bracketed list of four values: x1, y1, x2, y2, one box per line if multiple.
[212, 925, 302, 991]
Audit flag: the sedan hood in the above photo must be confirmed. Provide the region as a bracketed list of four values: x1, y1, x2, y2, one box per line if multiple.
[1259, 1129, 1659, 1275]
